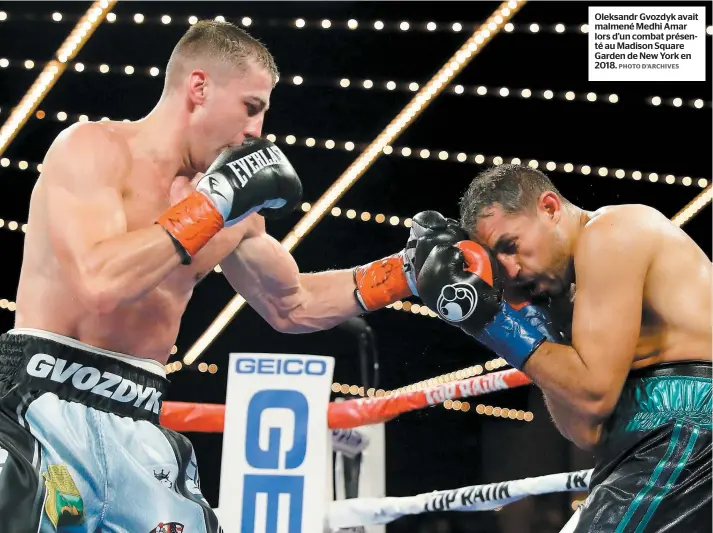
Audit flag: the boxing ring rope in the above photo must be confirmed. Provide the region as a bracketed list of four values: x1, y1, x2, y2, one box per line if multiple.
[181, 0, 528, 367]
[160, 368, 532, 432]
[328, 469, 592, 529]
[162, 363, 592, 531]
[335, 356, 508, 397]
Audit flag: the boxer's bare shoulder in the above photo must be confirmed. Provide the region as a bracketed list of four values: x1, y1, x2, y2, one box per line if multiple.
[28, 121, 136, 282]
[575, 203, 712, 366]
[16, 120, 255, 361]
[40, 121, 133, 190]
[584, 203, 674, 235]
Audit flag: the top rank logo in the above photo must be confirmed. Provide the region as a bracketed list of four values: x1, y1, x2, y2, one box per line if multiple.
[25, 353, 162, 414]
[424, 372, 508, 405]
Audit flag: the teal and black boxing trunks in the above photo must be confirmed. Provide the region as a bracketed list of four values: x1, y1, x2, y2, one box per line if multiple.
[569, 361, 712, 532]
[0, 328, 223, 533]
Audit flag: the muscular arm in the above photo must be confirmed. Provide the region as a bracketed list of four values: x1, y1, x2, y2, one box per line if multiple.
[44, 123, 182, 313]
[220, 218, 362, 333]
[522, 209, 654, 449]
[542, 391, 603, 447]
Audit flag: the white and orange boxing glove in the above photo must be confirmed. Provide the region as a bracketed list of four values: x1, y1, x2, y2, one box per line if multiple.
[157, 138, 302, 264]
[352, 211, 468, 312]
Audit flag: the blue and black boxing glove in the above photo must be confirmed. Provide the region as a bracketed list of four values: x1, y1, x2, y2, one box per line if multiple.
[417, 240, 563, 369]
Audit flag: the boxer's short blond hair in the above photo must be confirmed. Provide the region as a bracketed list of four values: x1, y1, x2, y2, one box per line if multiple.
[164, 20, 279, 90]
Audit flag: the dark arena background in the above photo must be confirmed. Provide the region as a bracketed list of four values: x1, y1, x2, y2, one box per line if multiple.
[0, 2, 710, 532]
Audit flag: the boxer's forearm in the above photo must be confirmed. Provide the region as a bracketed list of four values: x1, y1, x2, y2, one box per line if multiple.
[523, 342, 617, 421]
[281, 271, 363, 333]
[79, 226, 182, 313]
[542, 390, 603, 450]
[222, 232, 363, 333]
[248, 270, 362, 334]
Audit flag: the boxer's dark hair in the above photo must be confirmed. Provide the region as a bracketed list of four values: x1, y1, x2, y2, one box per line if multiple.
[164, 20, 279, 89]
[459, 164, 570, 232]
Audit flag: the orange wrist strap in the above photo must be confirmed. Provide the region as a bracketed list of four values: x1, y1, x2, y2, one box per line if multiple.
[157, 191, 224, 264]
[353, 253, 412, 311]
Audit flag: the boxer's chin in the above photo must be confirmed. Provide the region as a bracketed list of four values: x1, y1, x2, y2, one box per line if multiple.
[532, 277, 566, 299]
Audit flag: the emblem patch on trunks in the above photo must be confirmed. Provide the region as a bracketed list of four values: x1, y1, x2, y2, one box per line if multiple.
[43, 464, 85, 528]
[150, 522, 185, 533]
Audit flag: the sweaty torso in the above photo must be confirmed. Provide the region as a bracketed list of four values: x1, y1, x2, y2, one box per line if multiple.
[631, 213, 712, 367]
[15, 122, 252, 362]
[553, 205, 712, 368]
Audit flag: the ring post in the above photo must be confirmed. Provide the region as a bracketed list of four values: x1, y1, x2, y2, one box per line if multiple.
[218, 353, 335, 533]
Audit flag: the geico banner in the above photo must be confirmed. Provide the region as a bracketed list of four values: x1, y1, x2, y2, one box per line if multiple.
[219, 353, 334, 533]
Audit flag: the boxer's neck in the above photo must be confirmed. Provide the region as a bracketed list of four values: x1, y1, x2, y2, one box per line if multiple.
[135, 95, 191, 178]
[559, 204, 590, 257]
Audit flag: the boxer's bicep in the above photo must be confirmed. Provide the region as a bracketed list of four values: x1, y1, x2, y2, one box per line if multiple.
[42, 124, 128, 279]
[570, 219, 652, 409]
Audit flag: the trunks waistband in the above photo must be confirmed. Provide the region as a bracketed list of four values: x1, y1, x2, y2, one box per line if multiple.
[607, 361, 712, 435]
[0, 331, 169, 423]
[627, 360, 712, 380]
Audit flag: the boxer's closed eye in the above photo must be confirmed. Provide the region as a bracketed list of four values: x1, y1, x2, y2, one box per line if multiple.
[495, 237, 518, 255]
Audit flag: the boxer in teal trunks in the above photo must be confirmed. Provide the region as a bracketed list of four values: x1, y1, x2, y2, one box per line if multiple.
[413, 164, 711, 532]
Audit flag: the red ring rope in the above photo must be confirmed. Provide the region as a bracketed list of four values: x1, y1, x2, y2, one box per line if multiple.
[160, 368, 531, 432]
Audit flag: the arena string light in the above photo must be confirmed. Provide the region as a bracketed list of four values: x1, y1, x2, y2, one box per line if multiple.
[0, 160, 420, 235]
[0, 152, 709, 271]
[2, 2, 707, 364]
[261, 134, 707, 188]
[0, 174, 708, 324]
[3, 58, 709, 111]
[0, 217, 28, 234]
[0, 8, 649, 35]
[3, 163, 709, 253]
[178, 0, 528, 367]
[4, 109, 709, 188]
[0, 1, 115, 157]
[671, 185, 713, 227]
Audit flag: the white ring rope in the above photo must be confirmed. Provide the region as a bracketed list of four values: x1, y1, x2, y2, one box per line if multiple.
[328, 469, 593, 529]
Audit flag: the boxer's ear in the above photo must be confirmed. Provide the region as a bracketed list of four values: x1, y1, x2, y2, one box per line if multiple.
[538, 191, 562, 223]
[187, 70, 208, 105]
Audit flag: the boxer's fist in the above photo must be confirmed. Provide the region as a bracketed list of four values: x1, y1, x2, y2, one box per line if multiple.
[417, 240, 501, 325]
[403, 211, 469, 295]
[199, 138, 303, 225]
[418, 241, 558, 369]
[157, 139, 302, 264]
[353, 211, 467, 312]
